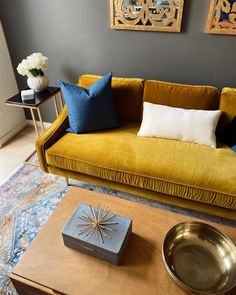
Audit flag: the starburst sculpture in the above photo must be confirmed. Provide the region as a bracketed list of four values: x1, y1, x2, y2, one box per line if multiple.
[77, 205, 118, 243]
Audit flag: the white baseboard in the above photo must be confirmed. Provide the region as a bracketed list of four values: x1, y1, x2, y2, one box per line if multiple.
[0, 120, 27, 148]
[0, 120, 52, 148]
[26, 120, 52, 129]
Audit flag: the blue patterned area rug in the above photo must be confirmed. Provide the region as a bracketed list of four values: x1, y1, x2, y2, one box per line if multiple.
[0, 156, 236, 294]
[0, 162, 66, 294]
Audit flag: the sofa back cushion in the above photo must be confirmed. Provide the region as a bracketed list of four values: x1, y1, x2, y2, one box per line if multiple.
[143, 80, 219, 110]
[217, 87, 236, 133]
[78, 74, 144, 122]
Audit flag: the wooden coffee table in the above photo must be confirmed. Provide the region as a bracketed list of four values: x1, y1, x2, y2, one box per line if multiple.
[10, 187, 236, 295]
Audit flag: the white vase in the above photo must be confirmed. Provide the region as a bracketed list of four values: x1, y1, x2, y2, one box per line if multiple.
[27, 75, 49, 92]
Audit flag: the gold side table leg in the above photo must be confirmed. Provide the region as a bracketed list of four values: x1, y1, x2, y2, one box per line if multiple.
[25, 108, 40, 167]
[24, 150, 39, 167]
[37, 108, 45, 133]
[53, 96, 59, 117]
[30, 108, 40, 138]
[65, 177, 70, 186]
[58, 91, 64, 111]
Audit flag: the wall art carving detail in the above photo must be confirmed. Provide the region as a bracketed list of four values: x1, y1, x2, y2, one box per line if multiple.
[206, 0, 236, 35]
[110, 0, 184, 32]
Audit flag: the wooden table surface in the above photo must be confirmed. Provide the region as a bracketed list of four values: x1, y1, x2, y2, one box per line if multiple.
[10, 187, 236, 295]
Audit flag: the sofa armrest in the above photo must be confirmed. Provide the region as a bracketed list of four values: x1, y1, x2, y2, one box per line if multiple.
[36, 106, 69, 172]
[218, 87, 236, 133]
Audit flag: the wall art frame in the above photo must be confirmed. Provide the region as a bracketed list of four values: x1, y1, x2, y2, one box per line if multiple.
[206, 0, 236, 35]
[110, 0, 184, 33]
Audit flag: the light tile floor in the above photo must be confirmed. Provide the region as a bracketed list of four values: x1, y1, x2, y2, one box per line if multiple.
[0, 126, 39, 183]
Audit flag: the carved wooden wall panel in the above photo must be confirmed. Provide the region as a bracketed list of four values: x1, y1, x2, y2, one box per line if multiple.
[206, 0, 236, 35]
[110, 0, 184, 32]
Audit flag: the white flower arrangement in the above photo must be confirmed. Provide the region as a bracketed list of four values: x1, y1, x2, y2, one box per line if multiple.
[17, 53, 48, 77]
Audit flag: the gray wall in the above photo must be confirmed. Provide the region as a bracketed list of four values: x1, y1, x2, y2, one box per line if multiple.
[0, 0, 236, 122]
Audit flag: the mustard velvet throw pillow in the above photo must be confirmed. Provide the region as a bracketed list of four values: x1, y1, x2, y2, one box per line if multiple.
[138, 102, 221, 148]
[58, 72, 120, 133]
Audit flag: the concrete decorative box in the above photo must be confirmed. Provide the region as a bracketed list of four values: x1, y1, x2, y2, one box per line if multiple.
[62, 204, 132, 265]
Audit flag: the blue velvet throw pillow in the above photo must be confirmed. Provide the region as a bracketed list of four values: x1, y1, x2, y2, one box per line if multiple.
[221, 116, 236, 153]
[58, 72, 121, 133]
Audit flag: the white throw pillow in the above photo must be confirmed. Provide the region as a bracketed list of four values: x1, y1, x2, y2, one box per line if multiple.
[137, 102, 221, 148]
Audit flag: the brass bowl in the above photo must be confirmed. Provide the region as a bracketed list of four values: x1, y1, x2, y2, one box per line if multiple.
[162, 222, 236, 294]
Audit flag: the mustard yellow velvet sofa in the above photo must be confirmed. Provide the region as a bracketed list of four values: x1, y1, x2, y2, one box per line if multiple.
[36, 75, 236, 221]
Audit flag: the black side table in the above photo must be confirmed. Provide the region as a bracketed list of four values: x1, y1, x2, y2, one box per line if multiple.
[5, 86, 64, 165]
[5, 86, 63, 138]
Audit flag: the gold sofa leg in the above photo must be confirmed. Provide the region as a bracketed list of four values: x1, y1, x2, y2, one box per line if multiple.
[65, 177, 70, 186]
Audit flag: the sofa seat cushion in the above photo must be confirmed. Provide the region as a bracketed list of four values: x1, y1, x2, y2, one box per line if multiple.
[46, 123, 236, 210]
